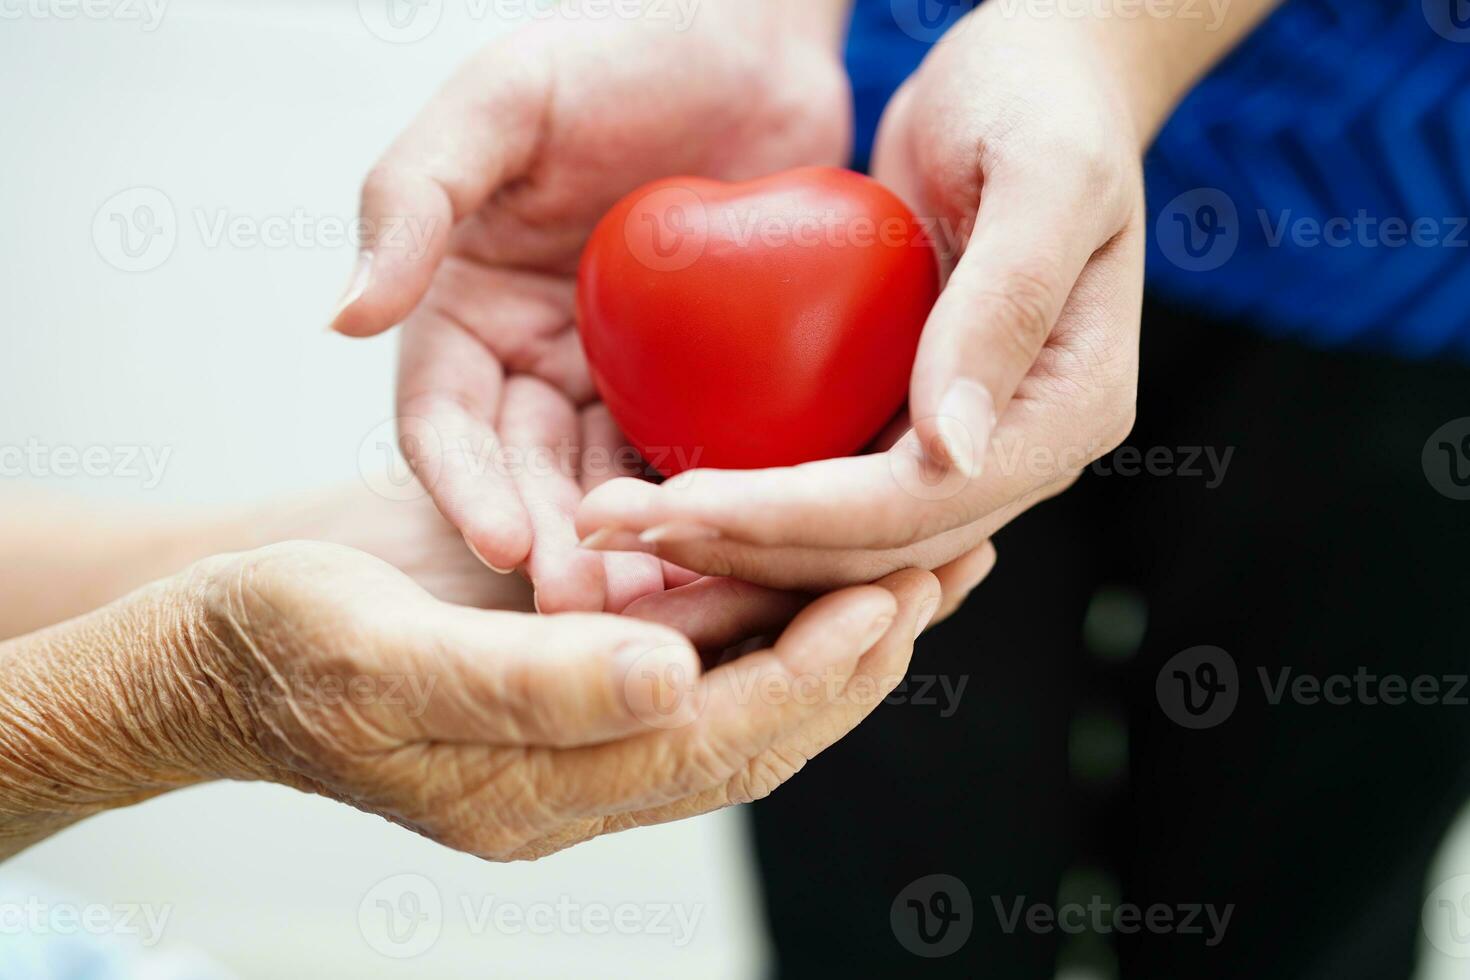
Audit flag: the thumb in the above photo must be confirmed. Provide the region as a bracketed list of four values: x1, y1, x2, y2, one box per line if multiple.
[329, 47, 549, 337]
[909, 181, 1102, 477]
[389, 602, 705, 748]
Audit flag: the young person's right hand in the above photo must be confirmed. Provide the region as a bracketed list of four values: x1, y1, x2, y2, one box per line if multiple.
[330, 0, 856, 615]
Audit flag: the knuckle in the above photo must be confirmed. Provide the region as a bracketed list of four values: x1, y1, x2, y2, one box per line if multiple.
[727, 748, 808, 805]
[1028, 128, 1125, 202]
[974, 263, 1062, 358]
[495, 662, 565, 742]
[673, 734, 749, 797]
[360, 162, 404, 207]
[1070, 140, 1123, 200]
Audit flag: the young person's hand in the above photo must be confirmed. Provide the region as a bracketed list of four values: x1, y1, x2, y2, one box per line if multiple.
[331, 0, 855, 614]
[575, 1, 1279, 591]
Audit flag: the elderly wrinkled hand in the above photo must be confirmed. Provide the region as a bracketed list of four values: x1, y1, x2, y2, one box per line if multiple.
[0, 510, 979, 861]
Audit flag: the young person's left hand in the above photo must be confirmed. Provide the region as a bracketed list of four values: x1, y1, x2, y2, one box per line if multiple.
[576, 1, 1278, 590]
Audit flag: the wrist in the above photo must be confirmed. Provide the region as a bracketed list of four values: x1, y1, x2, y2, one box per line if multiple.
[775, 0, 854, 50]
[0, 573, 220, 857]
[712, 0, 853, 52]
[1062, 0, 1282, 148]
[958, 0, 1280, 151]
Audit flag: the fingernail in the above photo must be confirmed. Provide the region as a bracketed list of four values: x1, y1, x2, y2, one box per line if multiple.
[330, 250, 374, 329]
[914, 597, 941, 640]
[465, 536, 515, 575]
[639, 523, 720, 545]
[533, 590, 543, 614]
[579, 527, 656, 554]
[578, 527, 621, 549]
[935, 379, 995, 479]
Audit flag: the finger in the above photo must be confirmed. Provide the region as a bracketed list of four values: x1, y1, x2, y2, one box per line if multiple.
[580, 404, 665, 613]
[498, 376, 607, 613]
[418, 260, 595, 402]
[381, 602, 702, 749]
[601, 552, 668, 615]
[574, 224, 1142, 557]
[582, 475, 1048, 593]
[396, 312, 532, 570]
[576, 453, 937, 548]
[605, 516, 986, 593]
[587, 569, 940, 830]
[623, 577, 808, 653]
[330, 45, 549, 337]
[871, 409, 912, 452]
[573, 442, 979, 551]
[578, 450, 1006, 571]
[840, 568, 939, 692]
[908, 170, 1120, 478]
[930, 540, 998, 628]
[662, 563, 704, 589]
[743, 567, 938, 765]
[336, 485, 537, 610]
[579, 404, 647, 494]
[544, 583, 900, 817]
[489, 571, 936, 863]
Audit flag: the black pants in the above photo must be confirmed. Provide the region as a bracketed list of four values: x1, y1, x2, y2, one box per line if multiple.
[751, 298, 1470, 978]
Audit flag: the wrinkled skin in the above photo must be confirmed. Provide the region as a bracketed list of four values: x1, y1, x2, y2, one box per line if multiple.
[178, 542, 941, 861]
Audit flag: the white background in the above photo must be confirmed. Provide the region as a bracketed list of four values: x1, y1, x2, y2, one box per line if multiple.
[0, 2, 768, 977]
[1, 2, 1468, 978]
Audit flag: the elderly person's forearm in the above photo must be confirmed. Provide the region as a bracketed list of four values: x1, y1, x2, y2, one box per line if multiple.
[0, 576, 213, 859]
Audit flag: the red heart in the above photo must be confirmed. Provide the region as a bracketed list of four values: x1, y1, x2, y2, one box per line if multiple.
[577, 167, 939, 477]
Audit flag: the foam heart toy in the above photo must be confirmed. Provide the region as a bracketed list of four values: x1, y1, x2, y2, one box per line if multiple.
[577, 167, 939, 476]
